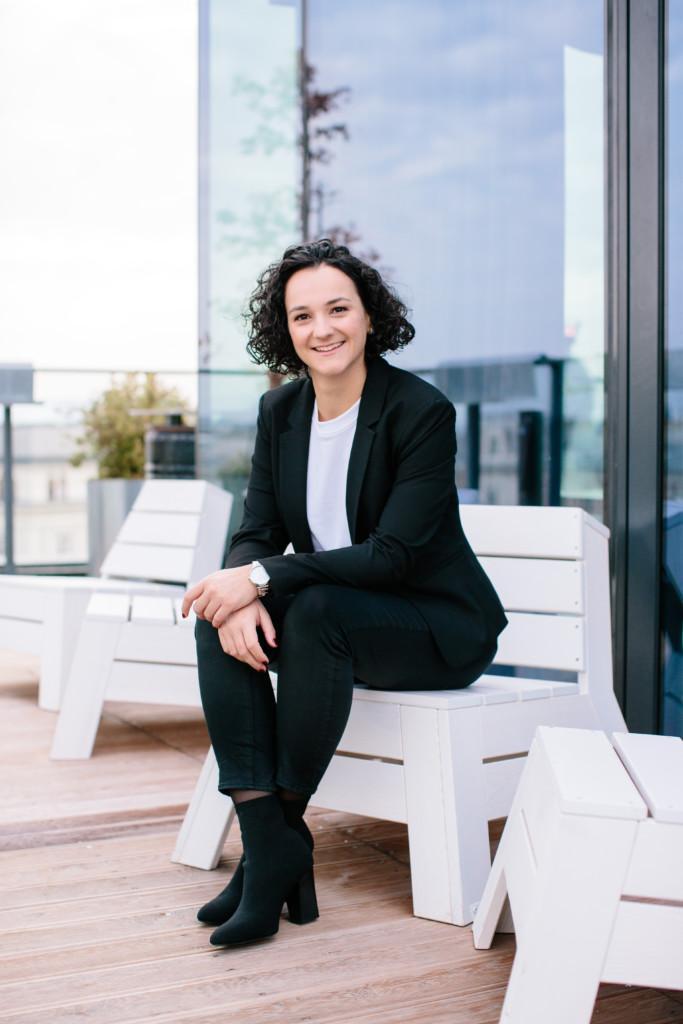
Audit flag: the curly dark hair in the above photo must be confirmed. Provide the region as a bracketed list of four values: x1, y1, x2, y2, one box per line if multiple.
[244, 238, 416, 377]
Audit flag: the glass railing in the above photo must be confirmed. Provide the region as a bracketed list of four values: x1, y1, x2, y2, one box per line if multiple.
[0, 356, 610, 574]
[0, 367, 267, 572]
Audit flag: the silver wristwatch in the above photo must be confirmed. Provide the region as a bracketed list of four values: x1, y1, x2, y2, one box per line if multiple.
[249, 560, 271, 597]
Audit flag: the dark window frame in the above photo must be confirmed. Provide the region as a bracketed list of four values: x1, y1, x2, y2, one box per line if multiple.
[605, 0, 666, 732]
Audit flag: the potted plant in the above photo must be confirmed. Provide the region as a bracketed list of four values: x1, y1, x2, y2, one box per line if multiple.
[71, 373, 190, 572]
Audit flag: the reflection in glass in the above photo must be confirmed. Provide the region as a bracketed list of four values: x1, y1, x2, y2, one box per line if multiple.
[197, 0, 298, 511]
[662, 5, 683, 737]
[306, 0, 604, 514]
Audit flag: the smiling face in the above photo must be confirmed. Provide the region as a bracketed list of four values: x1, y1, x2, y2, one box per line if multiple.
[284, 264, 372, 386]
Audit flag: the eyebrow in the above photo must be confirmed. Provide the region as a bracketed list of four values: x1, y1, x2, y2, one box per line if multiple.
[287, 296, 353, 313]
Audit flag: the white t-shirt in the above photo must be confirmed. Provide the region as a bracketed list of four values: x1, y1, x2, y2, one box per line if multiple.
[306, 396, 360, 552]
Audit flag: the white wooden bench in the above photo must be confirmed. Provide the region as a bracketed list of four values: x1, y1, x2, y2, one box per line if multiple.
[169, 505, 627, 926]
[473, 726, 683, 1022]
[50, 593, 199, 759]
[0, 480, 231, 710]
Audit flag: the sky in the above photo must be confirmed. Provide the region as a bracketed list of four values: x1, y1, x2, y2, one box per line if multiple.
[0, 0, 197, 383]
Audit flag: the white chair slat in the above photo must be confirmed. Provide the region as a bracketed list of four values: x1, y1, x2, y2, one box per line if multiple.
[100, 544, 194, 584]
[336, 699, 403, 760]
[0, 582, 47, 622]
[349, 684, 484, 710]
[467, 680, 520, 705]
[130, 596, 175, 626]
[107, 662, 201, 706]
[480, 556, 583, 614]
[117, 511, 201, 548]
[495, 612, 584, 672]
[541, 727, 647, 820]
[613, 732, 683, 824]
[132, 479, 207, 514]
[484, 757, 526, 821]
[473, 676, 575, 702]
[461, 505, 585, 559]
[115, 624, 197, 665]
[480, 693, 601, 762]
[313, 754, 407, 823]
[623, 819, 683, 902]
[85, 593, 130, 622]
[603, 901, 683, 991]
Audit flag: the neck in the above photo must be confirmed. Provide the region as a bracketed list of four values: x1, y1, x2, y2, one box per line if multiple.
[311, 358, 368, 421]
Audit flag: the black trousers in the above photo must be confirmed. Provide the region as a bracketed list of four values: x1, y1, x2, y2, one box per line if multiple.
[195, 583, 496, 799]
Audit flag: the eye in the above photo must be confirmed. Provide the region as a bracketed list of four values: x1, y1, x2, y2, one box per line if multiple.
[293, 312, 309, 321]
[331, 305, 348, 314]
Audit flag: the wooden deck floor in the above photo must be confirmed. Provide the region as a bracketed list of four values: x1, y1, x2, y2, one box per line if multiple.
[1, 650, 682, 1024]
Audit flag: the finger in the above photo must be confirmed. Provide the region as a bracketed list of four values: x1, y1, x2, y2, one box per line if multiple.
[243, 624, 270, 669]
[217, 624, 236, 657]
[181, 581, 203, 618]
[256, 605, 278, 646]
[232, 630, 265, 672]
[211, 606, 232, 630]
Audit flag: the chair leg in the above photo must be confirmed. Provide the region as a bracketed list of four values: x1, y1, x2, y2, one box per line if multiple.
[172, 747, 236, 870]
[401, 704, 490, 926]
[50, 618, 121, 759]
[498, 810, 638, 1024]
[39, 588, 92, 712]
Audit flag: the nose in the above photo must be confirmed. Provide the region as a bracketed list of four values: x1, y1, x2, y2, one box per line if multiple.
[311, 314, 334, 341]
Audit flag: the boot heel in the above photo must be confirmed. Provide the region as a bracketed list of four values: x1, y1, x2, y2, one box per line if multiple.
[285, 868, 319, 925]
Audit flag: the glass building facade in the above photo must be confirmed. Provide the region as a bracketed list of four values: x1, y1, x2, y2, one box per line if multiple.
[198, 0, 681, 736]
[663, 2, 683, 735]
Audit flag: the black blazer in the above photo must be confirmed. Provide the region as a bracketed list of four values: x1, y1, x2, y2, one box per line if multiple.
[225, 354, 508, 672]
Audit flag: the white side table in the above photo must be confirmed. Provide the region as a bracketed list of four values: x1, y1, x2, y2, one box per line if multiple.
[473, 726, 683, 1024]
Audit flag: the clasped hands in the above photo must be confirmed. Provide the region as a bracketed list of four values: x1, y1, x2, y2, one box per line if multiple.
[181, 566, 277, 673]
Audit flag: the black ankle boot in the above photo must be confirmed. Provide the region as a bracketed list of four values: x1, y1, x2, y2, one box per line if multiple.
[209, 794, 317, 946]
[196, 794, 314, 925]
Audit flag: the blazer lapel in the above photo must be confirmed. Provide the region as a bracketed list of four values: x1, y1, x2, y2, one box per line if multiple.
[279, 379, 315, 553]
[278, 355, 391, 551]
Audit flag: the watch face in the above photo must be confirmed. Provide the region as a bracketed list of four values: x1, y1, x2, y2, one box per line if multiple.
[251, 565, 269, 585]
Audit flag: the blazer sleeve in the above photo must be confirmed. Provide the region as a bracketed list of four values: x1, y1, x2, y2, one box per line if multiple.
[223, 392, 291, 569]
[258, 397, 457, 594]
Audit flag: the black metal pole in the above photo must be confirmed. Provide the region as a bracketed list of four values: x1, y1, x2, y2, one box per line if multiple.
[548, 359, 564, 507]
[2, 404, 15, 573]
[466, 404, 480, 491]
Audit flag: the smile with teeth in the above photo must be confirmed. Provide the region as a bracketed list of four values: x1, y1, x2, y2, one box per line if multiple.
[313, 341, 345, 353]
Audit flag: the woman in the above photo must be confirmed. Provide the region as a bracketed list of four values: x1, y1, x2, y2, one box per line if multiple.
[182, 238, 508, 947]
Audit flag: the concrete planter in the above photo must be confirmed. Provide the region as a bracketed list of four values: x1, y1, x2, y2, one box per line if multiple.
[87, 478, 144, 574]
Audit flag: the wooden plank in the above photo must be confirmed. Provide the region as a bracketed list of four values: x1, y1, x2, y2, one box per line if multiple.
[623, 819, 683, 902]
[129, 597, 176, 626]
[603, 901, 683, 990]
[613, 732, 683, 824]
[117, 512, 200, 548]
[114, 624, 197, 664]
[100, 544, 194, 585]
[336, 700, 403, 760]
[0, 619, 43, 655]
[484, 757, 526, 822]
[494, 612, 585, 671]
[85, 593, 130, 622]
[106, 663, 201, 706]
[480, 693, 601, 761]
[479, 556, 584, 614]
[132, 480, 207, 514]
[538, 727, 647, 820]
[313, 756, 407, 823]
[460, 504, 585, 559]
[0, 582, 47, 621]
